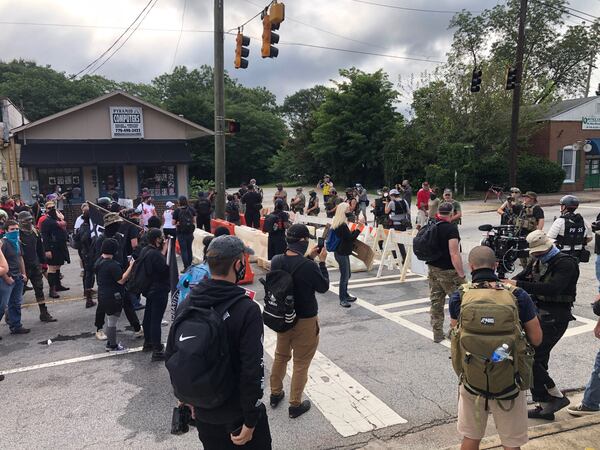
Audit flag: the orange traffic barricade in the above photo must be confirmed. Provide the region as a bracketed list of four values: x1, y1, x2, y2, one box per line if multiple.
[238, 253, 255, 285]
[211, 218, 236, 236]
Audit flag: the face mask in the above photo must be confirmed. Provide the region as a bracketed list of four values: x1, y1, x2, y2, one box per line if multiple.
[20, 221, 33, 231]
[5, 230, 20, 253]
[288, 239, 309, 256]
[234, 258, 246, 283]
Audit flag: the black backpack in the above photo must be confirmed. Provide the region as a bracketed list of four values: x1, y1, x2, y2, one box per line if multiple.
[195, 199, 211, 216]
[126, 246, 154, 295]
[165, 294, 247, 408]
[393, 199, 407, 215]
[259, 256, 309, 332]
[178, 207, 195, 234]
[413, 220, 443, 262]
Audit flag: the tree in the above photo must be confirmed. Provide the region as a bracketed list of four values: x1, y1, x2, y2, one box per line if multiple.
[309, 68, 400, 187]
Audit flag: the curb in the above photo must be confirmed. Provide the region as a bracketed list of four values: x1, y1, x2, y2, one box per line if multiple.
[466, 196, 600, 215]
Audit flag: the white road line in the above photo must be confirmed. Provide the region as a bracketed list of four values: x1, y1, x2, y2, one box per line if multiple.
[344, 278, 427, 289]
[564, 315, 598, 338]
[379, 298, 430, 310]
[393, 305, 448, 317]
[331, 275, 424, 287]
[344, 274, 420, 284]
[328, 286, 450, 348]
[0, 346, 144, 375]
[263, 331, 407, 437]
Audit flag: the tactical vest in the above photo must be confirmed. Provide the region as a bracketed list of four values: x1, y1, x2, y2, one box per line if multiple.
[515, 205, 538, 233]
[532, 253, 578, 304]
[451, 281, 534, 403]
[555, 213, 586, 251]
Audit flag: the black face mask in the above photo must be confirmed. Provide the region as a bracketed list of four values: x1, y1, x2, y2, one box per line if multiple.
[234, 258, 246, 283]
[48, 209, 58, 219]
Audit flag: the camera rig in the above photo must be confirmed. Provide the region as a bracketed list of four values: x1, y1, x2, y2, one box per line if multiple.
[479, 224, 529, 278]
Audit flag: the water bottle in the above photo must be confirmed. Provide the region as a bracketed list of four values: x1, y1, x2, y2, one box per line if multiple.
[491, 344, 510, 363]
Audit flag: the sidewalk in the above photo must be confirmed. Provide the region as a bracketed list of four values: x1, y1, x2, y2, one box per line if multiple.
[462, 190, 600, 214]
[358, 391, 600, 450]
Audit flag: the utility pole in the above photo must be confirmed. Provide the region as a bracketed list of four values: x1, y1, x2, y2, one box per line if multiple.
[585, 53, 595, 97]
[214, 0, 226, 218]
[508, 0, 528, 187]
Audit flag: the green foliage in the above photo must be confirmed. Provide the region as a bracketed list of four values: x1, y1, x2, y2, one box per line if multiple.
[188, 178, 215, 198]
[517, 155, 565, 193]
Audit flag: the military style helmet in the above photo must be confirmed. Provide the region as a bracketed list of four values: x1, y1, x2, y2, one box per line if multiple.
[560, 195, 579, 209]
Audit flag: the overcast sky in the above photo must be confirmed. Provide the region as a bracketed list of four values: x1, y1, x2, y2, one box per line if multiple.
[1, 0, 599, 105]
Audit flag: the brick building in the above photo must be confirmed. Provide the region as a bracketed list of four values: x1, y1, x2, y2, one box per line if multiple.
[529, 96, 600, 191]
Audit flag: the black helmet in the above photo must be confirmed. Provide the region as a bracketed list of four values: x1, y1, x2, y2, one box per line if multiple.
[560, 195, 579, 209]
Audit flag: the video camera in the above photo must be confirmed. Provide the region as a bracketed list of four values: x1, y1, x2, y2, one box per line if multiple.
[479, 224, 529, 278]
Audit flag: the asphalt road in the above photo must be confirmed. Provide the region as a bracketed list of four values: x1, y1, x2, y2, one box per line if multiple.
[1, 200, 599, 449]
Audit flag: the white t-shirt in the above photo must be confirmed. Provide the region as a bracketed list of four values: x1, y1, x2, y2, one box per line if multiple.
[74, 214, 98, 238]
[547, 216, 592, 250]
[138, 202, 156, 227]
[163, 210, 175, 229]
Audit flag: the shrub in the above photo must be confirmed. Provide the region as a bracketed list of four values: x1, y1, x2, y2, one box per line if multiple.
[189, 178, 215, 198]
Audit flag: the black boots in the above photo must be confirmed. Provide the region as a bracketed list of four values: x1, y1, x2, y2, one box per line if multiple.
[151, 344, 165, 361]
[48, 273, 59, 299]
[84, 289, 96, 308]
[38, 303, 57, 322]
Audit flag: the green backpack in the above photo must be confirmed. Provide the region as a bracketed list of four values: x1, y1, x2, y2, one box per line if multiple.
[450, 281, 534, 408]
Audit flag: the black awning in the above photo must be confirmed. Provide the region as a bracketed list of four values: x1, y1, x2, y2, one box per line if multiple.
[19, 141, 193, 167]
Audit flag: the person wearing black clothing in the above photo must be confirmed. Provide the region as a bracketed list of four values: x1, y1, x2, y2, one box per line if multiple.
[331, 203, 361, 308]
[264, 200, 289, 260]
[40, 202, 70, 299]
[172, 196, 196, 271]
[242, 185, 263, 229]
[92, 212, 142, 341]
[269, 224, 329, 419]
[18, 211, 56, 322]
[140, 228, 170, 361]
[504, 230, 580, 420]
[226, 195, 241, 225]
[119, 208, 144, 310]
[194, 192, 212, 232]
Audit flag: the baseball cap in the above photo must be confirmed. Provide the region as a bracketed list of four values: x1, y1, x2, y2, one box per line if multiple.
[103, 212, 123, 227]
[389, 189, 400, 195]
[523, 191, 537, 200]
[17, 211, 33, 222]
[438, 202, 454, 214]
[165, 201, 175, 208]
[101, 238, 119, 256]
[287, 224, 310, 241]
[510, 187, 521, 194]
[443, 189, 453, 195]
[527, 230, 553, 254]
[207, 235, 254, 259]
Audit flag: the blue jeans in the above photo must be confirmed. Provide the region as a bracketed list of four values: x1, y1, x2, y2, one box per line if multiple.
[334, 253, 351, 302]
[0, 276, 25, 332]
[142, 289, 168, 349]
[596, 255, 600, 293]
[177, 232, 194, 270]
[583, 349, 600, 410]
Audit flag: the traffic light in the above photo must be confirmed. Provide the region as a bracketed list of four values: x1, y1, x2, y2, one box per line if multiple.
[235, 32, 250, 69]
[261, 14, 279, 58]
[470, 68, 482, 93]
[505, 67, 517, 90]
[270, 2, 285, 28]
[226, 119, 241, 134]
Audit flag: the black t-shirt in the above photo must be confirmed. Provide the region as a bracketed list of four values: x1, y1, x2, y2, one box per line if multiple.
[427, 221, 461, 270]
[119, 221, 141, 257]
[95, 257, 124, 313]
[145, 246, 170, 293]
[242, 191, 263, 213]
[172, 206, 196, 233]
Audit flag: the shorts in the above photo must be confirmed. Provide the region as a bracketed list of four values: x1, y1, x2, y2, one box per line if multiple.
[457, 385, 528, 448]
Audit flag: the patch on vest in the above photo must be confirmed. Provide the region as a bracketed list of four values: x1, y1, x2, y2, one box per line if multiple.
[480, 317, 495, 326]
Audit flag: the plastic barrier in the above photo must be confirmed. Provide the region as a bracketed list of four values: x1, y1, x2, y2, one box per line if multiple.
[260, 217, 266, 232]
[234, 225, 268, 262]
[240, 215, 247, 226]
[210, 218, 236, 236]
[192, 228, 214, 261]
[238, 253, 255, 285]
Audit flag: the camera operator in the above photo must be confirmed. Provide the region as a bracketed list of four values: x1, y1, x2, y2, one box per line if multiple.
[497, 187, 522, 225]
[502, 230, 579, 420]
[371, 187, 389, 227]
[547, 195, 592, 263]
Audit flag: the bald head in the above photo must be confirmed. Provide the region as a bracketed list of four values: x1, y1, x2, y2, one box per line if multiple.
[468, 246, 497, 270]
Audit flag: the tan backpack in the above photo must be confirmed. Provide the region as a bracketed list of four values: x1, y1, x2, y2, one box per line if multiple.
[450, 281, 534, 408]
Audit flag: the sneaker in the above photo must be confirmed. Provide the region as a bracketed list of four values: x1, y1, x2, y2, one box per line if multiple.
[542, 395, 570, 414]
[528, 405, 555, 420]
[289, 400, 311, 418]
[105, 343, 127, 352]
[567, 404, 600, 416]
[142, 342, 153, 352]
[270, 391, 285, 408]
[10, 327, 31, 335]
[433, 332, 445, 343]
[56, 285, 70, 292]
[39, 311, 57, 323]
[151, 350, 165, 362]
[134, 326, 144, 338]
[95, 330, 108, 341]
[339, 300, 351, 308]
[346, 296, 357, 303]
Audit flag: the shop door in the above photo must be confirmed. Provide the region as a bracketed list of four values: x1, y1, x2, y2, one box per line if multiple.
[585, 158, 600, 188]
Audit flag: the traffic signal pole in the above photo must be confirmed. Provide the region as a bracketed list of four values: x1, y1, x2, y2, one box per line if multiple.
[508, 0, 528, 187]
[214, 0, 226, 218]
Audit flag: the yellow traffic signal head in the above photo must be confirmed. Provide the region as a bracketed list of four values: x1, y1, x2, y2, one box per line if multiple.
[235, 32, 250, 69]
[261, 15, 279, 58]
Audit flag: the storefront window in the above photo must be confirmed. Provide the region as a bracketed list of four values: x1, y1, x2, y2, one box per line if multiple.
[561, 148, 576, 182]
[37, 167, 83, 202]
[98, 166, 125, 199]
[137, 165, 177, 198]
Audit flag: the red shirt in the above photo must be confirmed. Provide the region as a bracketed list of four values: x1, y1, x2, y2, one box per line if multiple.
[417, 189, 431, 210]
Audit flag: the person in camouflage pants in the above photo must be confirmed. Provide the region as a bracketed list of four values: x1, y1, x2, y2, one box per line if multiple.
[428, 265, 464, 340]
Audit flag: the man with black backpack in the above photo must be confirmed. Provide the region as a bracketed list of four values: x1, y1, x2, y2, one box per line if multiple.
[242, 184, 263, 229]
[172, 196, 196, 271]
[194, 192, 212, 232]
[503, 230, 580, 420]
[267, 224, 329, 419]
[450, 246, 542, 450]
[415, 202, 465, 343]
[165, 235, 271, 449]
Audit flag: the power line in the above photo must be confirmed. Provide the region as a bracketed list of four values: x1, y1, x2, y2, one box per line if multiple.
[226, 0, 275, 33]
[70, 0, 155, 79]
[89, 0, 160, 75]
[0, 20, 212, 33]
[171, 0, 188, 70]
[348, 0, 472, 14]
[533, 0, 597, 23]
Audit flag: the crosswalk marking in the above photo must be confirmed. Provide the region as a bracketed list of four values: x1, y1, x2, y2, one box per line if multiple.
[263, 331, 407, 437]
[342, 277, 426, 289]
[379, 298, 430, 310]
